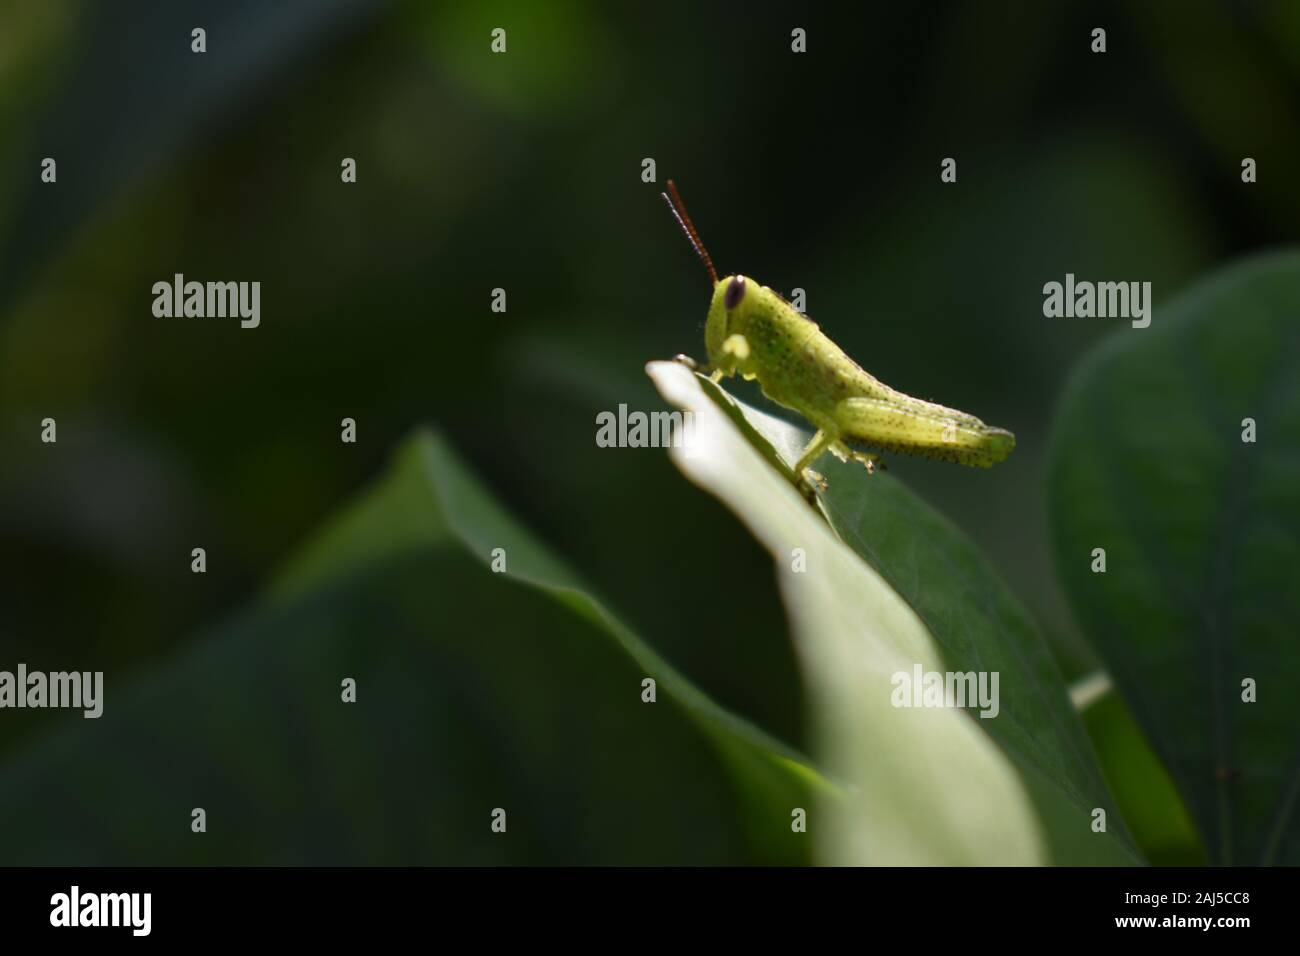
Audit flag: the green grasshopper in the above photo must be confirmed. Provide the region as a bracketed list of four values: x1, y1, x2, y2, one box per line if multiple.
[662, 180, 1015, 496]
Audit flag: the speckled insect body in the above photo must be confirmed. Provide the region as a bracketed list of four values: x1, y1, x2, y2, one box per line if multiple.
[662, 181, 1015, 495]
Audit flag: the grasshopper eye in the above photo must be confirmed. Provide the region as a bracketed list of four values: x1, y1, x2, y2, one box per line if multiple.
[724, 276, 746, 310]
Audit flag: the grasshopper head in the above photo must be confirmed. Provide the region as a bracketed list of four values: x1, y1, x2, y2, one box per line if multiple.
[705, 274, 753, 368]
[660, 181, 766, 372]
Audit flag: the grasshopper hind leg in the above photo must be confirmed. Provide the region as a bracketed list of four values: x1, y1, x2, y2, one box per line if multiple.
[792, 430, 887, 502]
[830, 439, 884, 475]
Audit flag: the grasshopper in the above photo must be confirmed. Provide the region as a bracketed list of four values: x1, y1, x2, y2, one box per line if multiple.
[662, 181, 1015, 496]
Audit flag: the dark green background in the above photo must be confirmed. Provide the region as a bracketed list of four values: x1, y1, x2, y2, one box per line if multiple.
[0, 0, 1293, 861]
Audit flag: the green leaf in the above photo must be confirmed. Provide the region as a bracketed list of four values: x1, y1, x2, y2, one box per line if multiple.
[0, 430, 818, 865]
[649, 360, 1048, 865]
[651, 361, 1142, 864]
[1048, 250, 1300, 865]
[815, 435, 1142, 866]
[1073, 676, 1207, 865]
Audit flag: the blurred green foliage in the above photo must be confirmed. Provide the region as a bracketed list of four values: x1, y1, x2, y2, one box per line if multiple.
[1050, 252, 1300, 865]
[0, 431, 816, 864]
[1079, 686, 1205, 866]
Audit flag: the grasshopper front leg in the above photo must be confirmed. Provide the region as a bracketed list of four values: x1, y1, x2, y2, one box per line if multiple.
[672, 353, 722, 380]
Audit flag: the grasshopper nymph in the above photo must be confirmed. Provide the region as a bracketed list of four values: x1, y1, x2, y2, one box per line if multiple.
[662, 180, 1015, 497]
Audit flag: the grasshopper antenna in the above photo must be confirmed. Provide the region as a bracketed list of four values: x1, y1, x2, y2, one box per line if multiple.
[661, 179, 718, 285]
